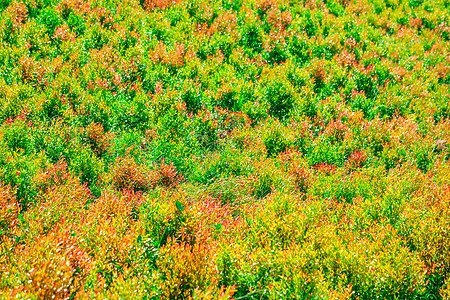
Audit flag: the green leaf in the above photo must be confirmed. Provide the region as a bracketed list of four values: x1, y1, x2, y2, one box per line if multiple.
[175, 200, 185, 212]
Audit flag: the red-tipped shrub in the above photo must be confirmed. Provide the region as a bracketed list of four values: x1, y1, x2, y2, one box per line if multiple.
[346, 149, 368, 170]
[85, 123, 113, 156]
[112, 156, 152, 191]
[33, 160, 71, 191]
[143, 0, 183, 11]
[7, 1, 28, 30]
[314, 162, 337, 175]
[14, 229, 93, 299]
[153, 160, 184, 189]
[0, 183, 19, 234]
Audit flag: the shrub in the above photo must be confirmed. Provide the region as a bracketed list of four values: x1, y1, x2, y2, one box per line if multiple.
[153, 160, 185, 189]
[156, 239, 220, 299]
[85, 122, 113, 156]
[112, 155, 152, 191]
[261, 119, 295, 157]
[0, 183, 18, 236]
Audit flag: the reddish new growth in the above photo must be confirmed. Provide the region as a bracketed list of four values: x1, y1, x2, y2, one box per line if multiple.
[314, 162, 337, 175]
[255, 0, 279, 12]
[143, 0, 183, 11]
[324, 119, 348, 142]
[153, 160, 184, 189]
[112, 157, 183, 191]
[151, 42, 187, 68]
[33, 160, 71, 191]
[0, 183, 19, 234]
[53, 24, 76, 42]
[85, 123, 113, 156]
[112, 156, 152, 191]
[19, 56, 48, 84]
[312, 61, 327, 85]
[346, 150, 368, 170]
[19, 229, 93, 299]
[336, 49, 357, 68]
[290, 166, 312, 194]
[266, 7, 292, 30]
[7, 1, 28, 30]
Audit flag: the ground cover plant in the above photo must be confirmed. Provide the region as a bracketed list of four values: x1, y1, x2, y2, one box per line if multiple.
[0, 0, 450, 298]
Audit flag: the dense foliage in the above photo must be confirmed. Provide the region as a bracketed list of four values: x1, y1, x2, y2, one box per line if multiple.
[0, 0, 450, 298]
